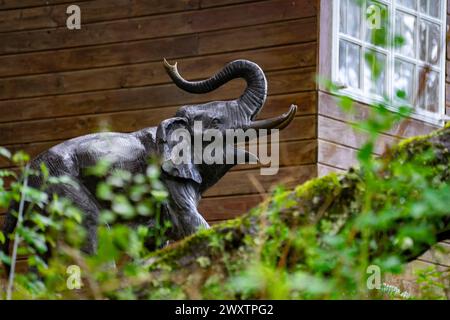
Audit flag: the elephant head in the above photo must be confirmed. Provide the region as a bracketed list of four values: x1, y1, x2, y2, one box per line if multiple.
[156, 59, 297, 187]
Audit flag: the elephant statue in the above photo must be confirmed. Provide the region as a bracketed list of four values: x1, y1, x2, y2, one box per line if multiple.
[1, 59, 297, 257]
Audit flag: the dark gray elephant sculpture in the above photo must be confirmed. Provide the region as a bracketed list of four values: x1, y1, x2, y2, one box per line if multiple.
[1, 59, 297, 257]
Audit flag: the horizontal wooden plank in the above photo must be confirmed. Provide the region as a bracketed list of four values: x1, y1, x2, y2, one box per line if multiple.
[0, 0, 89, 10]
[318, 92, 440, 138]
[0, 0, 202, 33]
[0, 0, 317, 54]
[318, 139, 358, 171]
[201, 0, 259, 8]
[0, 17, 316, 78]
[318, 115, 398, 155]
[0, 42, 316, 100]
[214, 0, 268, 7]
[204, 164, 316, 197]
[446, 62, 450, 83]
[317, 163, 345, 177]
[233, 139, 317, 172]
[199, 193, 266, 221]
[0, 259, 28, 278]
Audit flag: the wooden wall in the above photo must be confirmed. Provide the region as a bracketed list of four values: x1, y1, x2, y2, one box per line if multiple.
[0, 0, 318, 227]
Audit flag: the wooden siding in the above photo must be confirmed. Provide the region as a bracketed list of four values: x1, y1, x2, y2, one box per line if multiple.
[0, 0, 318, 233]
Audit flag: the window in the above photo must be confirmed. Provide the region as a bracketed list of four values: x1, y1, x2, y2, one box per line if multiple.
[332, 0, 447, 124]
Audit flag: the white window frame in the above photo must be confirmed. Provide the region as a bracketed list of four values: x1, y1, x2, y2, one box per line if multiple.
[331, 0, 447, 126]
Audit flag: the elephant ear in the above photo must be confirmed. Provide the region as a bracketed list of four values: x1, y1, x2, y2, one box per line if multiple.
[156, 117, 202, 184]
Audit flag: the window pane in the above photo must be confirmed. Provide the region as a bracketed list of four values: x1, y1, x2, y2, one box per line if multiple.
[340, 0, 361, 38]
[420, 0, 441, 18]
[428, 22, 441, 64]
[364, 50, 386, 96]
[419, 21, 426, 61]
[425, 70, 439, 113]
[419, 0, 428, 14]
[428, 0, 440, 18]
[339, 40, 361, 89]
[397, 0, 416, 10]
[419, 21, 441, 65]
[365, 1, 388, 47]
[417, 68, 439, 113]
[394, 59, 415, 103]
[395, 11, 416, 58]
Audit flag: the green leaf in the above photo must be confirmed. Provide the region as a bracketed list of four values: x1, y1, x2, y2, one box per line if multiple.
[40, 162, 49, 180]
[395, 89, 406, 99]
[85, 159, 111, 177]
[0, 250, 11, 265]
[146, 165, 160, 180]
[97, 182, 113, 200]
[393, 35, 405, 48]
[31, 213, 57, 230]
[99, 210, 115, 225]
[338, 96, 354, 112]
[17, 226, 47, 254]
[112, 195, 135, 219]
[151, 190, 168, 202]
[0, 231, 5, 244]
[12, 151, 30, 164]
[0, 147, 11, 159]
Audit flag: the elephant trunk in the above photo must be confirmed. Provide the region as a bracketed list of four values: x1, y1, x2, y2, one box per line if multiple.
[163, 59, 267, 120]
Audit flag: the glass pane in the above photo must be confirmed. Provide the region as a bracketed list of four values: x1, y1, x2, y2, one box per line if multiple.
[425, 70, 439, 112]
[419, 21, 441, 65]
[420, 0, 441, 18]
[397, 0, 416, 10]
[394, 59, 415, 103]
[428, 0, 440, 18]
[364, 50, 386, 96]
[419, 20, 426, 61]
[339, 40, 361, 89]
[417, 68, 439, 113]
[340, 0, 361, 38]
[428, 22, 441, 64]
[396, 11, 416, 58]
[365, 1, 388, 47]
[419, 0, 428, 13]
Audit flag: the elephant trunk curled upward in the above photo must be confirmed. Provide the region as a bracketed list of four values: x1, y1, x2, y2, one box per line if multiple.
[1, 59, 297, 256]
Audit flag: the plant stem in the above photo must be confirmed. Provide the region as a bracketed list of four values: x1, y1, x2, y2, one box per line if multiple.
[6, 164, 30, 300]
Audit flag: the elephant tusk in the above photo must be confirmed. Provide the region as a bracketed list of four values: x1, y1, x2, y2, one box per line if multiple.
[163, 58, 178, 72]
[248, 104, 297, 130]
